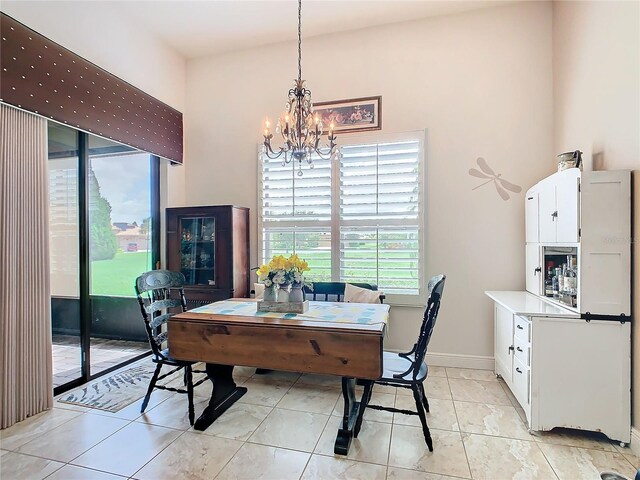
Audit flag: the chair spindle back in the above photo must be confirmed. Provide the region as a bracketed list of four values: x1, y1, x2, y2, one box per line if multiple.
[411, 274, 446, 379]
[135, 270, 187, 361]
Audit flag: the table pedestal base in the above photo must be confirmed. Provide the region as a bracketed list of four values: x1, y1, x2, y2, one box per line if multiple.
[334, 377, 373, 455]
[194, 363, 247, 431]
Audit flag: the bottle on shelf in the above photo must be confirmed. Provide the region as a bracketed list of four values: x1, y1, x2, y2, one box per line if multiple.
[557, 265, 566, 297]
[569, 255, 578, 277]
[552, 268, 560, 298]
[564, 255, 578, 307]
[545, 267, 554, 297]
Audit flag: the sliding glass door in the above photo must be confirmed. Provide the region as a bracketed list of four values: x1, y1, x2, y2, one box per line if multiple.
[87, 136, 155, 376]
[48, 123, 82, 389]
[48, 123, 160, 392]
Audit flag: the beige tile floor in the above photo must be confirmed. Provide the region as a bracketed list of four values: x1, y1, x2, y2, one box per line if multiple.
[1, 361, 638, 480]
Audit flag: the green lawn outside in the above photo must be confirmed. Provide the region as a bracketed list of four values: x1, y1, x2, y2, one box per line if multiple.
[93, 246, 417, 297]
[269, 248, 420, 290]
[91, 251, 152, 297]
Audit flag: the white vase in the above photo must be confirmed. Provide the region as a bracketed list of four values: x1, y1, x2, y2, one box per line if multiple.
[289, 283, 304, 303]
[277, 284, 291, 303]
[263, 285, 277, 302]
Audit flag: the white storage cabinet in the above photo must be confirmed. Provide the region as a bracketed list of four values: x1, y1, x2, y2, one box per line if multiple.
[524, 169, 631, 317]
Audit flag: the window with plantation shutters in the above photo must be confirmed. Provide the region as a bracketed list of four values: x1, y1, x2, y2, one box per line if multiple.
[259, 131, 424, 300]
[260, 153, 333, 281]
[339, 139, 421, 295]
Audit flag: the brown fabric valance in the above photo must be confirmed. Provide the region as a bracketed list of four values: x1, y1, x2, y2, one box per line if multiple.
[0, 13, 183, 163]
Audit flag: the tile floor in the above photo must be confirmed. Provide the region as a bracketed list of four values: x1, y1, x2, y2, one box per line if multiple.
[1, 360, 638, 480]
[52, 336, 149, 387]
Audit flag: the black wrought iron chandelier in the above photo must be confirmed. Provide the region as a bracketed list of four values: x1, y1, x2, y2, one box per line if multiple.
[262, 0, 337, 176]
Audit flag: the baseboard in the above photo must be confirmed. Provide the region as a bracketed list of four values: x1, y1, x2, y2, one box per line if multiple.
[631, 426, 640, 455]
[426, 352, 494, 370]
[385, 350, 494, 370]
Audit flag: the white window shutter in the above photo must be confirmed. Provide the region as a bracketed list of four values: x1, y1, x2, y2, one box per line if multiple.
[259, 133, 423, 296]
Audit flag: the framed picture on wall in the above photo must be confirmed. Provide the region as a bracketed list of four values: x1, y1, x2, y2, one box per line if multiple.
[313, 96, 382, 134]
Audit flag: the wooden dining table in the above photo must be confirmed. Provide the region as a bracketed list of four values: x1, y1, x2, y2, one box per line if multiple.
[168, 299, 389, 455]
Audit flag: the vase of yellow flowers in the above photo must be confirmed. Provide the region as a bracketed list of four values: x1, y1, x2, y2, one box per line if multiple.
[256, 254, 312, 311]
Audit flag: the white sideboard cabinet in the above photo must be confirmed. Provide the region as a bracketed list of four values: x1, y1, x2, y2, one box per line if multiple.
[487, 291, 631, 445]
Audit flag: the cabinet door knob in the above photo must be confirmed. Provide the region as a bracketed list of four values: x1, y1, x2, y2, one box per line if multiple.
[508, 345, 514, 352]
[534, 267, 541, 274]
[516, 324, 524, 330]
[516, 347, 523, 352]
[516, 367, 523, 374]
[551, 211, 558, 220]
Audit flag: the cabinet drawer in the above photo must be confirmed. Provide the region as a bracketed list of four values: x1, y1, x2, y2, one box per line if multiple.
[513, 356, 530, 407]
[514, 334, 530, 367]
[514, 316, 530, 342]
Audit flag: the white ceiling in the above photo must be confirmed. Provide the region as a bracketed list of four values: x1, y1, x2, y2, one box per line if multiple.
[117, 0, 511, 59]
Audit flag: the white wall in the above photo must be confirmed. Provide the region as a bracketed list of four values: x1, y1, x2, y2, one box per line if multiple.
[185, 1, 554, 361]
[552, 0, 640, 441]
[1, 1, 188, 207]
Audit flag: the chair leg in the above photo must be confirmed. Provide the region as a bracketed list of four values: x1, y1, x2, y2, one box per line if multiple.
[419, 382, 430, 413]
[354, 381, 374, 438]
[364, 382, 374, 406]
[186, 365, 195, 426]
[411, 384, 433, 452]
[141, 363, 162, 413]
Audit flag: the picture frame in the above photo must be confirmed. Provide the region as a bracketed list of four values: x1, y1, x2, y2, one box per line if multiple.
[313, 96, 382, 134]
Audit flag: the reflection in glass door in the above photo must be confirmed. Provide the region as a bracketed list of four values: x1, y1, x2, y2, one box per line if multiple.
[88, 135, 156, 376]
[48, 124, 82, 389]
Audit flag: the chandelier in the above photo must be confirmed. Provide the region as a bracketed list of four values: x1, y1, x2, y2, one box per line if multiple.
[262, 0, 337, 176]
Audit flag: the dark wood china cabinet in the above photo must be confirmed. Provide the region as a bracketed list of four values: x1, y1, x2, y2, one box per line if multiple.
[166, 205, 250, 308]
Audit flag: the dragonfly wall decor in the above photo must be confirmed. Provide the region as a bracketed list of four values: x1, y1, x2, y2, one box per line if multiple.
[469, 157, 522, 201]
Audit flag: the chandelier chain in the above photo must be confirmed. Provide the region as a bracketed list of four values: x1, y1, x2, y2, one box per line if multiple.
[297, 0, 302, 82]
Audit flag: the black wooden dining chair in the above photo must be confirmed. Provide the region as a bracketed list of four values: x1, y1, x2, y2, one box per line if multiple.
[359, 274, 446, 452]
[135, 270, 207, 425]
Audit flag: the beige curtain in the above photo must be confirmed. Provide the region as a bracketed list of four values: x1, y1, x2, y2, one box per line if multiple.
[0, 103, 53, 429]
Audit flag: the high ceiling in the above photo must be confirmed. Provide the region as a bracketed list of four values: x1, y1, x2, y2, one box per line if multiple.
[116, 1, 511, 59]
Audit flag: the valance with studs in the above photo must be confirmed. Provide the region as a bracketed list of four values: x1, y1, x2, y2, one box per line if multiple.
[0, 13, 183, 164]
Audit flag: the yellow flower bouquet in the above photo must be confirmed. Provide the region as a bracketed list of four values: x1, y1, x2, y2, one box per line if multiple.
[256, 254, 312, 289]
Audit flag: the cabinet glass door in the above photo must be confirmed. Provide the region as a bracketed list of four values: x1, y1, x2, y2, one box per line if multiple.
[180, 217, 216, 285]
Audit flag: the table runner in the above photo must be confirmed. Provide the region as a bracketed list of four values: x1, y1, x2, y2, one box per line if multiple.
[189, 300, 389, 325]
